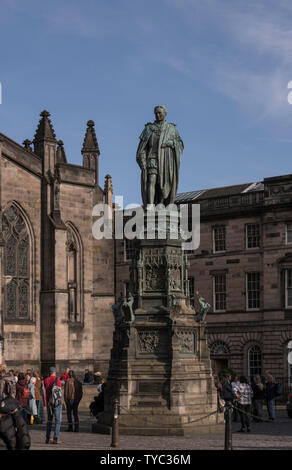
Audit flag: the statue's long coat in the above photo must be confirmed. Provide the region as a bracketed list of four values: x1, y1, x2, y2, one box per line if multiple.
[136, 121, 184, 207]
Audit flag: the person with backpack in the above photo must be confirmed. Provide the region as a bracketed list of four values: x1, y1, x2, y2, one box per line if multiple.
[0, 370, 17, 399]
[64, 370, 83, 432]
[16, 373, 30, 423]
[44, 367, 63, 444]
[0, 395, 31, 450]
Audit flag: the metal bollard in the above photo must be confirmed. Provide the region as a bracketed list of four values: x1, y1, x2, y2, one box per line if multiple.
[224, 403, 233, 450]
[111, 398, 120, 448]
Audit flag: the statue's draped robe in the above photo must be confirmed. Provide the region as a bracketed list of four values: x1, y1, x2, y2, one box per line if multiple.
[136, 121, 184, 207]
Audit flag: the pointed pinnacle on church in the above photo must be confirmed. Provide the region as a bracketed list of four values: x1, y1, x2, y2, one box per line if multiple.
[104, 174, 113, 191]
[33, 109, 57, 143]
[56, 140, 67, 163]
[81, 120, 100, 155]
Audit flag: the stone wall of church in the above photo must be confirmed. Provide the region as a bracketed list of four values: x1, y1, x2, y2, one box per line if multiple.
[0, 146, 42, 371]
[0, 113, 116, 377]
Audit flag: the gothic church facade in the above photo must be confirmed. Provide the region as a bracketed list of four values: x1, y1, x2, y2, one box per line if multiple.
[0, 111, 115, 375]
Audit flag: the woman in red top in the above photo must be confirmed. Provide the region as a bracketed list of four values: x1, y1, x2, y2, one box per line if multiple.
[61, 368, 70, 384]
[16, 372, 29, 422]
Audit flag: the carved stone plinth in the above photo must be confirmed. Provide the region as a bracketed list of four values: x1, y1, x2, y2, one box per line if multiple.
[94, 233, 224, 436]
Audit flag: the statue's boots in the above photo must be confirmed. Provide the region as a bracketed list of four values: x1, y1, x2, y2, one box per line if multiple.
[74, 423, 79, 433]
[66, 424, 73, 432]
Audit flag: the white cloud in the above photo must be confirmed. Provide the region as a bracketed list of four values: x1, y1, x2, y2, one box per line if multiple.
[163, 0, 292, 123]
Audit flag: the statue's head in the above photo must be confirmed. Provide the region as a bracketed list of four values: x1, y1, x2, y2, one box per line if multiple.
[154, 105, 167, 122]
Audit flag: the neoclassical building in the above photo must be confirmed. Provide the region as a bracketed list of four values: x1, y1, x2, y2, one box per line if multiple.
[116, 178, 292, 396]
[0, 111, 115, 375]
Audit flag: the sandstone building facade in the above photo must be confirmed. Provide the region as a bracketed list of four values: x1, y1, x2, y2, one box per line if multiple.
[0, 111, 115, 375]
[2, 112, 292, 397]
[115, 178, 292, 395]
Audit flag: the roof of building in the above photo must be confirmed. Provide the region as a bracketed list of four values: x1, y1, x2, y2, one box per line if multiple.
[175, 182, 264, 203]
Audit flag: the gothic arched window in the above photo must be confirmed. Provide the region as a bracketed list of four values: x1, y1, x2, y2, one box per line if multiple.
[2, 204, 31, 320]
[66, 223, 84, 324]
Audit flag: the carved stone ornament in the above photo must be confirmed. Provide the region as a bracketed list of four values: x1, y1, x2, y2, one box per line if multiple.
[145, 265, 165, 291]
[270, 184, 292, 196]
[171, 382, 184, 393]
[138, 330, 159, 353]
[175, 329, 195, 354]
[210, 340, 230, 356]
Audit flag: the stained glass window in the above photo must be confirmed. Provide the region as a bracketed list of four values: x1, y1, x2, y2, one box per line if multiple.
[2, 206, 30, 320]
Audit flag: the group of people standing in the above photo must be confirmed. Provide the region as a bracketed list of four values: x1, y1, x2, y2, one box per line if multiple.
[0, 364, 85, 448]
[0, 368, 45, 425]
[216, 372, 281, 433]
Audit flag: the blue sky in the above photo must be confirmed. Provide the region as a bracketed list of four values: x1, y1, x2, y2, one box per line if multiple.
[1, 0, 292, 205]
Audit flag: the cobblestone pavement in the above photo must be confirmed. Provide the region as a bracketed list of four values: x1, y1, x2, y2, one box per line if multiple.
[1, 407, 291, 451]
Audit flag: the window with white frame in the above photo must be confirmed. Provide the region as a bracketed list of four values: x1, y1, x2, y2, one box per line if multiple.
[213, 226, 226, 253]
[248, 345, 262, 379]
[213, 274, 226, 311]
[246, 224, 260, 249]
[288, 340, 292, 389]
[287, 224, 292, 244]
[246, 272, 260, 310]
[285, 269, 292, 308]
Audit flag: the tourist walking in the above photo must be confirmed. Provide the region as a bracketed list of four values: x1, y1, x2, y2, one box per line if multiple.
[0, 369, 17, 399]
[44, 367, 63, 444]
[265, 373, 280, 421]
[83, 369, 94, 384]
[28, 377, 39, 424]
[221, 374, 235, 404]
[0, 394, 31, 450]
[234, 376, 253, 433]
[61, 367, 70, 385]
[231, 375, 240, 422]
[34, 372, 43, 423]
[97, 377, 105, 393]
[252, 375, 265, 422]
[64, 370, 83, 432]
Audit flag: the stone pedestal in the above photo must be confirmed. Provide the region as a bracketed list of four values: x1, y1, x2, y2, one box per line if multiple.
[93, 223, 224, 436]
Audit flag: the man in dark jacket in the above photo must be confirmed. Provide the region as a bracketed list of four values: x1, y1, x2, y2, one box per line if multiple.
[0, 396, 30, 450]
[221, 374, 235, 404]
[64, 370, 83, 432]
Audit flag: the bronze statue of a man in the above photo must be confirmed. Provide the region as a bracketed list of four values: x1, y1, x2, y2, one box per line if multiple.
[136, 105, 184, 207]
